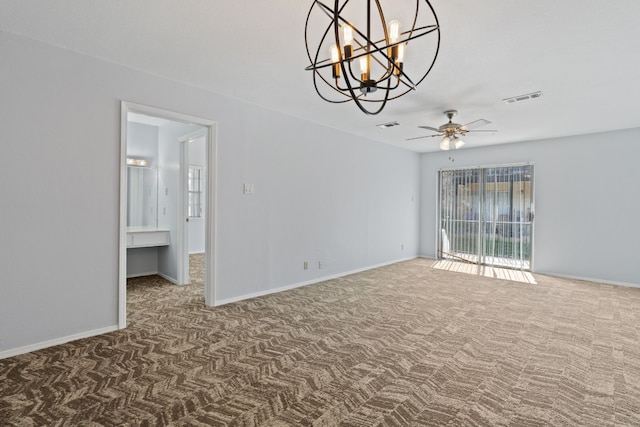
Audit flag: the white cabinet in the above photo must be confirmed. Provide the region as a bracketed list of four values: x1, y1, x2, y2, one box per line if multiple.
[126, 227, 170, 248]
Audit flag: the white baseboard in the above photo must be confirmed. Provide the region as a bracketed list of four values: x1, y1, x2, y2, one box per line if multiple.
[126, 271, 180, 285]
[215, 256, 417, 306]
[0, 325, 119, 360]
[126, 270, 158, 278]
[158, 272, 179, 285]
[534, 271, 640, 289]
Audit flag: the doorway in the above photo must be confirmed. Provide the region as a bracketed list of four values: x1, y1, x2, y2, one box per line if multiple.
[119, 102, 217, 328]
[438, 164, 534, 270]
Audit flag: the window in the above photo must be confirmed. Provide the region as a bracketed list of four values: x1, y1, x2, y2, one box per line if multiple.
[188, 165, 203, 218]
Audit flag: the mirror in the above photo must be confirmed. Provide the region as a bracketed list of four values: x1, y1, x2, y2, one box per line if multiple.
[127, 166, 158, 228]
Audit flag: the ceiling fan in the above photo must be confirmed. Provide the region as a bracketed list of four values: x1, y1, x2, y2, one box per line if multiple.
[407, 110, 496, 150]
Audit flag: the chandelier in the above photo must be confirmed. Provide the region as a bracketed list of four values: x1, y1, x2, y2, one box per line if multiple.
[305, 0, 441, 115]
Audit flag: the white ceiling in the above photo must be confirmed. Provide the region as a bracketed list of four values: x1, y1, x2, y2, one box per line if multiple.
[2, 0, 640, 152]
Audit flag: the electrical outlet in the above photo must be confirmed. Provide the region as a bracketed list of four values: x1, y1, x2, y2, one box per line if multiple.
[243, 183, 255, 195]
[303, 261, 308, 270]
[318, 261, 324, 269]
[401, 244, 404, 250]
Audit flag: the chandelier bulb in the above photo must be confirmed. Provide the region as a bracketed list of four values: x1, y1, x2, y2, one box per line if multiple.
[359, 55, 369, 78]
[388, 20, 401, 43]
[397, 43, 405, 62]
[343, 25, 353, 44]
[342, 25, 354, 59]
[330, 44, 340, 63]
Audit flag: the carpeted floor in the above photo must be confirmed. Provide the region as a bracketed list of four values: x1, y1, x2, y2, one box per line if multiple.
[1, 257, 640, 426]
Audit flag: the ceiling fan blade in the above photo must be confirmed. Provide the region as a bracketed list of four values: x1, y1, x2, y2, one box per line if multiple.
[460, 119, 491, 131]
[465, 129, 497, 133]
[406, 134, 440, 141]
[417, 126, 441, 132]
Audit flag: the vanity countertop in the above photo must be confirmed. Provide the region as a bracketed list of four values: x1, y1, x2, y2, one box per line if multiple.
[127, 228, 170, 248]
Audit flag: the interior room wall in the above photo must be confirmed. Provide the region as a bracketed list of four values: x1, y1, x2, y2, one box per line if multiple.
[188, 136, 206, 254]
[419, 128, 640, 287]
[0, 32, 419, 357]
[126, 122, 159, 166]
[156, 121, 199, 283]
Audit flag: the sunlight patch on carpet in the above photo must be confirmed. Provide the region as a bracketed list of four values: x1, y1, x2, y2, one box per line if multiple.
[432, 259, 537, 284]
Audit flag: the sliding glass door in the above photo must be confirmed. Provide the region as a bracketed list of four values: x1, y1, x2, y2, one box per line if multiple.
[439, 164, 534, 270]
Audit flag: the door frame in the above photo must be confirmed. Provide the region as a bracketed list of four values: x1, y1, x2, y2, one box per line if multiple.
[119, 101, 218, 329]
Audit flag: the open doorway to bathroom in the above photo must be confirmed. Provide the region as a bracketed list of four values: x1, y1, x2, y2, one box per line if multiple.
[118, 102, 217, 328]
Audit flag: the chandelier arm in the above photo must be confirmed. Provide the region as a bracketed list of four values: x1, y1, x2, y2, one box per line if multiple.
[408, 0, 419, 39]
[311, 69, 354, 104]
[352, 93, 387, 115]
[384, 26, 441, 99]
[387, 76, 402, 91]
[313, 0, 337, 20]
[345, 60, 361, 85]
[304, 2, 332, 65]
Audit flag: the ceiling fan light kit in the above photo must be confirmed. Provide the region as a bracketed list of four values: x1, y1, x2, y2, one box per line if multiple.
[305, 0, 441, 115]
[408, 110, 497, 150]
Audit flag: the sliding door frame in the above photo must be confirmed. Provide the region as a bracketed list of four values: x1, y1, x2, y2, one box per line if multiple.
[436, 162, 535, 271]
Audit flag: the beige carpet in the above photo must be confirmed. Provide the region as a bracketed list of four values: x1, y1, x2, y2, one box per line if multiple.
[1, 258, 640, 426]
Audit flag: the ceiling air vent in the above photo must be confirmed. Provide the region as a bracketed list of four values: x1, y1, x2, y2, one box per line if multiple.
[503, 91, 543, 104]
[377, 121, 400, 128]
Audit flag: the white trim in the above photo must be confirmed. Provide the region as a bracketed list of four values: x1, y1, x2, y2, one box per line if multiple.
[205, 123, 217, 307]
[179, 128, 207, 142]
[126, 271, 159, 278]
[177, 138, 189, 285]
[0, 325, 119, 360]
[215, 257, 417, 306]
[119, 103, 128, 329]
[122, 102, 216, 127]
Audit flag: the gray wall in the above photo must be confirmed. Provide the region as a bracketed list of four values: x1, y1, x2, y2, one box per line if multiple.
[157, 121, 198, 283]
[0, 33, 420, 356]
[420, 128, 640, 286]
